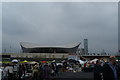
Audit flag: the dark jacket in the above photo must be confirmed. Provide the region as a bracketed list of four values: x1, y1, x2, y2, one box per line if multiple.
[102, 63, 119, 80]
[94, 65, 103, 80]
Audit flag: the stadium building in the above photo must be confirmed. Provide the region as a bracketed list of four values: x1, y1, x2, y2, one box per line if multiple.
[20, 42, 80, 54]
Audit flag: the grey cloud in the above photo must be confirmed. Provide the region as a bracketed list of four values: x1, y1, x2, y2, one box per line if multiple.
[0, 3, 2, 53]
[2, 2, 118, 53]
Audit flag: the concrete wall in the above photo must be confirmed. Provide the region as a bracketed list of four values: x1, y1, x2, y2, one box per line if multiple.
[2, 53, 69, 59]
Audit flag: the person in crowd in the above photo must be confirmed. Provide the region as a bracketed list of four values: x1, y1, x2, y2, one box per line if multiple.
[22, 64, 26, 77]
[13, 63, 18, 79]
[38, 63, 42, 80]
[18, 64, 24, 80]
[68, 65, 73, 72]
[49, 63, 55, 77]
[57, 64, 62, 75]
[5, 63, 14, 80]
[94, 60, 103, 80]
[42, 63, 52, 80]
[2, 64, 8, 80]
[32, 63, 39, 80]
[83, 62, 87, 72]
[100, 59, 105, 67]
[102, 56, 119, 80]
[62, 61, 68, 72]
[74, 62, 80, 72]
[51, 61, 58, 76]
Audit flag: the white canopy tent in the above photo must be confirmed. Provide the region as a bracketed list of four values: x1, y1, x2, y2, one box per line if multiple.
[90, 58, 98, 63]
[78, 60, 85, 64]
[12, 59, 18, 63]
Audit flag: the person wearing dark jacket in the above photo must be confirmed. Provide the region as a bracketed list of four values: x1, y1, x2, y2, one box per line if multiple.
[102, 56, 119, 80]
[94, 60, 103, 80]
[42, 64, 52, 80]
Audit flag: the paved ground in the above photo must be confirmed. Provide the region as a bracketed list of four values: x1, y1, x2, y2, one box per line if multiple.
[55, 72, 93, 80]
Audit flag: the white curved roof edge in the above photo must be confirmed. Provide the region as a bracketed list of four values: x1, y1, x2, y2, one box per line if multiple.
[20, 42, 80, 49]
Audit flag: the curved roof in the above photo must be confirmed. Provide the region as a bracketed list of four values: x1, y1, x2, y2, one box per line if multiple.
[20, 42, 80, 49]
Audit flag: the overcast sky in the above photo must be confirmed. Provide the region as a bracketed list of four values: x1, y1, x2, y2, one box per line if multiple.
[2, 2, 118, 54]
[0, 3, 2, 54]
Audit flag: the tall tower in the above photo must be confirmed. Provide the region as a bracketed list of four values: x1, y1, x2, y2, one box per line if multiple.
[84, 39, 88, 55]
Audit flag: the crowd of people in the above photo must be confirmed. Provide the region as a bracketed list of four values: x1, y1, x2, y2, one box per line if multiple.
[94, 56, 120, 80]
[0, 60, 83, 80]
[1, 56, 120, 80]
[1, 61, 59, 80]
